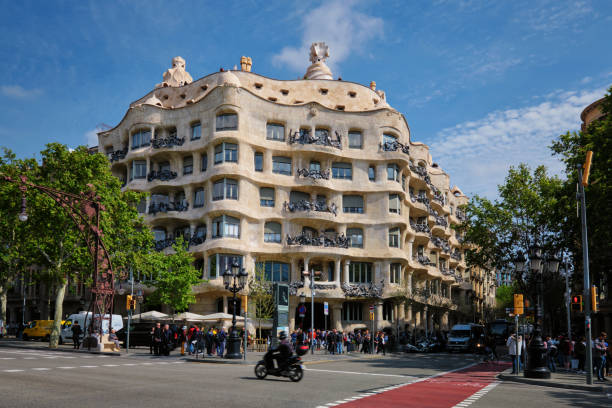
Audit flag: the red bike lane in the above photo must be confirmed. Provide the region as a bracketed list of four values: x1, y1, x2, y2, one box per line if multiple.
[333, 362, 510, 408]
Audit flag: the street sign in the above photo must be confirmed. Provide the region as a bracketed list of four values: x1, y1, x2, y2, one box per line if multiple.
[369, 312, 374, 320]
[369, 304, 375, 311]
[298, 305, 306, 318]
[514, 294, 524, 315]
[324, 302, 328, 316]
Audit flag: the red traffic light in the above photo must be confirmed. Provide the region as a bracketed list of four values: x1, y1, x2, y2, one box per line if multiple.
[572, 296, 579, 303]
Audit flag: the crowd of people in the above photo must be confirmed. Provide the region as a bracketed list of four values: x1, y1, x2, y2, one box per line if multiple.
[149, 323, 242, 357]
[289, 328, 390, 355]
[507, 330, 609, 381]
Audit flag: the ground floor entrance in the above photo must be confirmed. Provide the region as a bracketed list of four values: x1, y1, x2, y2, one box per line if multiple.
[295, 302, 330, 331]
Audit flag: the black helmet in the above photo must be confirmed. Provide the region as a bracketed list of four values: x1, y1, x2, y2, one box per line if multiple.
[279, 331, 287, 340]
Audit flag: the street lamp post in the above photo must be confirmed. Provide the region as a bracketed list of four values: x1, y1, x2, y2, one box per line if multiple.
[223, 259, 248, 359]
[520, 246, 560, 379]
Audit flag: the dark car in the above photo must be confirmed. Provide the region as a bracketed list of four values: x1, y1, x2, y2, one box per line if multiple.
[486, 319, 511, 345]
[117, 322, 156, 348]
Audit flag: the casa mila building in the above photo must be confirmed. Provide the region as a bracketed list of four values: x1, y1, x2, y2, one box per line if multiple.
[97, 43, 495, 336]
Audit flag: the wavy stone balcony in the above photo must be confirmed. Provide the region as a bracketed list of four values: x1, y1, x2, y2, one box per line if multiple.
[282, 200, 338, 216]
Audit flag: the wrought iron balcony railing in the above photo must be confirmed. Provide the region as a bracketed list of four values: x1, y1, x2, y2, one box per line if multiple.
[341, 281, 384, 298]
[414, 255, 433, 266]
[152, 135, 185, 149]
[288, 129, 342, 149]
[380, 140, 410, 154]
[109, 148, 128, 163]
[148, 200, 189, 215]
[451, 250, 462, 261]
[147, 169, 178, 182]
[409, 164, 428, 178]
[296, 168, 330, 180]
[283, 200, 337, 216]
[286, 232, 350, 248]
[410, 220, 430, 234]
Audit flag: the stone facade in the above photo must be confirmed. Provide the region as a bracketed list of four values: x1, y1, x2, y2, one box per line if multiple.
[97, 46, 492, 335]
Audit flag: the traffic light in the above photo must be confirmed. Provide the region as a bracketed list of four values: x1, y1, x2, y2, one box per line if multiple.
[591, 286, 599, 313]
[582, 151, 593, 186]
[513, 294, 524, 315]
[571, 295, 583, 312]
[241, 295, 248, 314]
[126, 295, 136, 310]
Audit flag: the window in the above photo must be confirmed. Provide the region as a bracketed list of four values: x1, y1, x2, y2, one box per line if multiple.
[389, 194, 401, 214]
[349, 262, 372, 283]
[332, 162, 352, 180]
[254, 152, 263, 172]
[214, 142, 238, 164]
[348, 131, 362, 149]
[390, 263, 402, 284]
[309, 161, 321, 172]
[212, 215, 240, 238]
[383, 133, 397, 145]
[368, 165, 376, 181]
[131, 129, 151, 149]
[158, 161, 170, 172]
[216, 113, 238, 131]
[193, 188, 205, 208]
[402, 175, 406, 191]
[191, 123, 201, 140]
[342, 302, 363, 321]
[209, 254, 242, 279]
[315, 128, 329, 141]
[387, 163, 400, 182]
[131, 160, 146, 180]
[302, 226, 317, 237]
[257, 261, 289, 282]
[201, 153, 208, 172]
[213, 178, 238, 201]
[383, 301, 394, 321]
[152, 227, 166, 242]
[389, 227, 400, 248]
[290, 190, 310, 203]
[347, 228, 363, 248]
[264, 222, 281, 243]
[343, 195, 364, 214]
[260, 187, 275, 207]
[194, 225, 206, 240]
[183, 156, 193, 175]
[266, 123, 285, 141]
[272, 156, 292, 175]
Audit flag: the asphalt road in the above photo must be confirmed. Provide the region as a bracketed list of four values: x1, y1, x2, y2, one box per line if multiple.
[0, 347, 609, 408]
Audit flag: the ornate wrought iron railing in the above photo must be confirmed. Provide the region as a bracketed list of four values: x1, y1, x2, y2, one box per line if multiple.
[148, 200, 189, 215]
[152, 135, 185, 149]
[283, 200, 337, 216]
[109, 148, 128, 163]
[288, 129, 342, 149]
[296, 168, 330, 180]
[147, 169, 178, 182]
[380, 140, 410, 154]
[341, 281, 384, 298]
[286, 232, 350, 248]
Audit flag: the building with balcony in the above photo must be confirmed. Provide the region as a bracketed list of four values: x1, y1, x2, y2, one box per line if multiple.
[96, 44, 492, 336]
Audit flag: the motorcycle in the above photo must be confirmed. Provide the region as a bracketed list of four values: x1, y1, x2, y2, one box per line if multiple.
[254, 354, 304, 382]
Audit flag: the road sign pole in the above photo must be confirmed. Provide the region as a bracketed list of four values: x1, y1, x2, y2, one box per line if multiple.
[578, 165, 593, 385]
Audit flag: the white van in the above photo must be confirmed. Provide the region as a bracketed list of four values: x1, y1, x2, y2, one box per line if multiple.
[447, 323, 484, 352]
[60, 312, 123, 344]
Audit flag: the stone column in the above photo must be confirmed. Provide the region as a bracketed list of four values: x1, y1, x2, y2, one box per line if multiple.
[398, 301, 406, 330]
[375, 301, 383, 332]
[290, 258, 300, 282]
[442, 311, 449, 331]
[414, 307, 421, 330]
[408, 271, 413, 296]
[223, 296, 228, 314]
[303, 258, 310, 289]
[343, 260, 350, 284]
[428, 310, 434, 333]
[381, 260, 390, 285]
[332, 304, 342, 331]
[334, 259, 341, 286]
[406, 303, 413, 331]
[289, 295, 296, 331]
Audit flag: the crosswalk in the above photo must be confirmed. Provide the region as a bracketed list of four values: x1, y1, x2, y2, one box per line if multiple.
[0, 349, 107, 360]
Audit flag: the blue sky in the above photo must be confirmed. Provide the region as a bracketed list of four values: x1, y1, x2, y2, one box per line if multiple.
[0, 0, 610, 199]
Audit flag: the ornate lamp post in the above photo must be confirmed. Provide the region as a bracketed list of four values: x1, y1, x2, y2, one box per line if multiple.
[522, 246, 560, 379]
[223, 259, 248, 359]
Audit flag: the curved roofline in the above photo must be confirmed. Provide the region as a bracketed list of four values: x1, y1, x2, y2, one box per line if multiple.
[580, 97, 605, 122]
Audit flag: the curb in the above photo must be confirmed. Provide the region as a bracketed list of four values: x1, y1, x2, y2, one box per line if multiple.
[0, 342, 121, 357]
[185, 357, 251, 365]
[498, 373, 608, 393]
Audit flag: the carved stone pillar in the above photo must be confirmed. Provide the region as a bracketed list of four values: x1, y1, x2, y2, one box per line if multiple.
[442, 311, 449, 331]
[332, 304, 342, 330]
[289, 295, 296, 331]
[343, 260, 350, 284]
[375, 301, 383, 332]
[334, 259, 341, 285]
[223, 296, 228, 314]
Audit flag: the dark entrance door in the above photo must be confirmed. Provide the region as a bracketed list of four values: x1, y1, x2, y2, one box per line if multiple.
[295, 302, 329, 331]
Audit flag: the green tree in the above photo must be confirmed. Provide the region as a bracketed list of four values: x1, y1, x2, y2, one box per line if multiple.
[457, 164, 566, 330]
[495, 285, 515, 313]
[247, 264, 275, 339]
[550, 87, 612, 293]
[20, 143, 156, 347]
[146, 237, 201, 318]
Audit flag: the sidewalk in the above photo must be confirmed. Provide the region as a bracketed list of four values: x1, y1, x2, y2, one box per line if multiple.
[498, 368, 612, 393]
[185, 349, 390, 365]
[0, 338, 120, 356]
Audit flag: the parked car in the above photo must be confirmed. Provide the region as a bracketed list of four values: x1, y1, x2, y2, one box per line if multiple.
[60, 312, 123, 344]
[22, 320, 54, 341]
[116, 322, 156, 348]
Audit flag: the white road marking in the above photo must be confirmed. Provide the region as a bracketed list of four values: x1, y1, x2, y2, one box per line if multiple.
[0, 357, 16, 360]
[31, 368, 51, 371]
[305, 368, 418, 378]
[103, 364, 120, 367]
[79, 365, 98, 368]
[450, 381, 501, 408]
[58, 366, 75, 369]
[3, 369, 24, 372]
[122, 363, 137, 366]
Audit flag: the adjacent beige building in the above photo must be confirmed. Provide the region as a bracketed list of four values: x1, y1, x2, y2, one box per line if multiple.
[97, 44, 493, 336]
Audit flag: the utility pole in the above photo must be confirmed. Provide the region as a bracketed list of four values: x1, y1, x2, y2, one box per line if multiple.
[310, 275, 315, 355]
[577, 152, 593, 385]
[126, 269, 133, 353]
[563, 257, 572, 347]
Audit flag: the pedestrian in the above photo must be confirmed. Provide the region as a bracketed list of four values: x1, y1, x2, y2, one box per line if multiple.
[545, 336, 557, 372]
[507, 331, 522, 374]
[217, 327, 227, 356]
[575, 336, 586, 373]
[71, 321, 82, 350]
[205, 327, 214, 356]
[180, 326, 187, 356]
[153, 322, 163, 356]
[161, 324, 172, 356]
[108, 329, 121, 351]
[593, 332, 608, 381]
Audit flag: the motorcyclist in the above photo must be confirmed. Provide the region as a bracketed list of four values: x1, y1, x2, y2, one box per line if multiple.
[265, 331, 294, 371]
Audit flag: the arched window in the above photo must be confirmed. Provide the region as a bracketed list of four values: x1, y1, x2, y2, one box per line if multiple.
[212, 215, 240, 238]
[264, 222, 281, 243]
[193, 188, 205, 208]
[213, 178, 238, 200]
[216, 112, 238, 131]
[214, 142, 238, 164]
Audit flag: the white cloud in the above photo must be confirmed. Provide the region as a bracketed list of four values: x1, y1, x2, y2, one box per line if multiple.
[272, 0, 384, 74]
[581, 76, 592, 84]
[84, 128, 103, 147]
[428, 87, 608, 199]
[1, 85, 43, 99]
